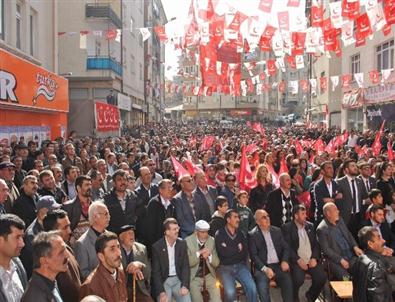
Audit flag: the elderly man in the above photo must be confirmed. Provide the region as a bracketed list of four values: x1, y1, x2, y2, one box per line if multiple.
[79, 232, 127, 302]
[0, 179, 9, 214]
[43, 209, 82, 302]
[266, 173, 298, 227]
[20, 196, 61, 278]
[174, 175, 210, 238]
[316, 202, 363, 280]
[135, 159, 163, 187]
[12, 175, 39, 227]
[21, 231, 69, 301]
[74, 202, 110, 279]
[0, 214, 27, 302]
[118, 225, 153, 302]
[0, 161, 20, 213]
[249, 209, 293, 302]
[185, 220, 220, 302]
[353, 226, 393, 302]
[193, 171, 217, 216]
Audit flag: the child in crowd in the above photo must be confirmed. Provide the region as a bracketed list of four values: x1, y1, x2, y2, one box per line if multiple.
[209, 196, 229, 237]
[236, 190, 255, 236]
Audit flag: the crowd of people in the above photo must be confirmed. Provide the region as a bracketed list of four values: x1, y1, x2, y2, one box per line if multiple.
[0, 120, 394, 302]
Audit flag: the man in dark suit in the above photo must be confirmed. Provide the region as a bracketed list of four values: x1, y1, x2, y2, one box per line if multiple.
[193, 170, 217, 216]
[151, 218, 191, 302]
[173, 175, 210, 238]
[336, 159, 368, 239]
[103, 169, 137, 234]
[282, 205, 326, 302]
[266, 173, 298, 227]
[361, 204, 395, 253]
[358, 161, 377, 194]
[317, 202, 363, 280]
[249, 209, 292, 302]
[313, 161, 342, 227]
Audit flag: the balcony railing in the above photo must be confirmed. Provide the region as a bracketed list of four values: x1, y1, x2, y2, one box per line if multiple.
[85, 3, 122, 28]
[86, 57, 123, 76]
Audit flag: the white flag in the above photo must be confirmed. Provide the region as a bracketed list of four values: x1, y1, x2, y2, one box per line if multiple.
[115, 29, 122, 42]
[330, 76, 339, 91]
[139, 28, 151, 42]
[256, 83, 263, 95]
[367, 5, 386, 32]
[305, 28, 318, 53]
[354, 73, 364, 88]
[282, 31, 292, 55]
[365, 0, 378, 11]
[310, 78, 317, 94]
[382, 69, 392, 84]
[272, 82, 278, 89]
[200, 22, 210, 44]
[272, 31, 284, 57]
[92, 30, 103, 37]
[341, 21, 355, 46]
[276, 57, 286, 72]
[289, 80, 298, 94]
[295, 55, 304, 69]
[79, 34, 87, 49]
[329, 1, 343, 28]
[290, 12, 307, 32]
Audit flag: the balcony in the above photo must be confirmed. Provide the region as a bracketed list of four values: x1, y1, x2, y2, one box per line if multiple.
[85, 3, 122, 28]
[86, 57, 123, 76]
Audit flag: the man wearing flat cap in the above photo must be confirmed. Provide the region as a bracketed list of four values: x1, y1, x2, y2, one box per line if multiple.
[117, 224, 153, 302]
[0, 161, 20, 213]
[185, 220, 221, 302]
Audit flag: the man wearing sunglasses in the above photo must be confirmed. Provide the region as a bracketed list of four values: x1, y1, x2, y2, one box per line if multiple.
[217, 173, 237, 209]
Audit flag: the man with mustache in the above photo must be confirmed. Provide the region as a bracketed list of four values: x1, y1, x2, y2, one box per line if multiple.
[63, 175, 93, 244]
[22, 231, 70, 301]
[0, 214, 27, 302]
[79, 232, 127, 302]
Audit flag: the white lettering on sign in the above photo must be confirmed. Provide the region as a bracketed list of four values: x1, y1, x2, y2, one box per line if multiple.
[366, 108, 382, 120]
[364, 82, 395, 104]
[0, 70, 18, 102]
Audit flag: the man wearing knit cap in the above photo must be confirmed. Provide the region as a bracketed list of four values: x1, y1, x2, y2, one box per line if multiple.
[185, 220, 220, 302]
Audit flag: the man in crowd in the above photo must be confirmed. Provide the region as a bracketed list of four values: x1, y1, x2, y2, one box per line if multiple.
[135, 159, 163, 187]
[217, 173, 237, 209]
[215, 209, 257, 302]
[75, 202, 110, 279]
[104, 169, 137, 234]
[0, 179, 9, 214]
[193, 170, 217, 216]
[79, 232, 127, 302]
[313, 161, 341, 227]
[145, 179, 175, 255]
[208, 196, 228, 237]
[358, 161, 377, 195]
[249, 209, 292, 302]
[12, 175, 39, 227]
[282, 205, 326, 302]
[0, 214, 27, 301]
[43, 209, 82, 302]
[62, 142, 83, 173]
[51, 165, 64, 188]
[62, 166, 78, 200]
[267, 173, 298, 227]
[12, 155, 27, 190]
[185, 220, 220, 302]
[88, 169, 105, 202]
[22, 231, 69, 301]
[97, 159, 112, 193]
[38, 170, 67, 204]
[118, 224, 152, 302]
[353, 226, 393, 302]
[63, 175, 92, 242]
[152, 218, 191, 302]
[317, 202, 363, 280]
[0, 161, 20, 213]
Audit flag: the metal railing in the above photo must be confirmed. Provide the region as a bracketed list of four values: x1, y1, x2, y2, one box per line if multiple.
[85, 3, 122, 28]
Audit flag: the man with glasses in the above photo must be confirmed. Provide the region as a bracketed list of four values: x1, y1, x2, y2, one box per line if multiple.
[174, 175, 209, 238]
[216, 209, 257, 302]
[217, 173, 237, 209]
[44, 154, 58, 170]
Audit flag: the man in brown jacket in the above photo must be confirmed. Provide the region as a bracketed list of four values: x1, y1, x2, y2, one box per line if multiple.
[79, 232, 127, 302]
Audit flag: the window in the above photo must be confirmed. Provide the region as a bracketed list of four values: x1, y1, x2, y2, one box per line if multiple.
[29, 10, 37, 56]
[95, 40, 101, 56]
[376, 39, 394, 72]
[139, 63, 143, 80]
[0, 0, 4, 39]
[130, 55, 135, 75]
[16, 3, 22, 49]
[351, 53, 360, 75]
[130, 17, 134, 37]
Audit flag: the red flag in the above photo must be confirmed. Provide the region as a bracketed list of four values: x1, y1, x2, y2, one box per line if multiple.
[287, 0, 300, 7]
[184, 159, 202, 176]
[258, 0, 273, 13]
[383, 24, 392, 36]
[198, 0, 214, 21]
[313, 138, 326, 154]
[292, 32, 306, 56]
[372, 120, 386, 156]
[286, 55, 296, 69]
[259, 37, 272, 52]
[200, 135, 215, 151]
[388, 142, 394, 161]
[267, 59, 277, 76]
[228, 11, 248, 31]
[262, 138, 268, 150]
[300, 79, 309, 92]
[245, 143, 259, 155]
[356, 13, 372, 39]
[295, 139, 304, 155]
[355, 29, 366, 47]
[342, 74, 352, 88]
[341, 131, 349, 145]
[279, 158, 289, 175]
[171, 156, 190, 179]
[384, 1, 395, 25]
[153, 26, 167, 42]
[279, 81, 286, 93]
[323, 28, 337, 51]
[239, 146, 257, 190]
[325, 138, 336, 155]
[253, 151, 260, 168]
[342, 0, 360, 20]
[369, 70, 380, 84]
[320, 77, 328, 92]
[311, 5, 324, 27]
[106, 30, 117, 40]
[259, 72, 266, 81]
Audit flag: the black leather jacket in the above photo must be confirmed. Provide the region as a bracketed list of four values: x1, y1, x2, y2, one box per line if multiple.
[352, 250, 392, 302]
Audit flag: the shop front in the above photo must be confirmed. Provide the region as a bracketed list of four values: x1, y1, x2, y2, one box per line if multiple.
[0, 48, 68, 143]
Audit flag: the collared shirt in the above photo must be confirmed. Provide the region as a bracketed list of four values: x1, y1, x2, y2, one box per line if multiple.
[261, 229, 279, 264]
[166, 238, 177, 276]
[346, 175, 359, 213]
[295, 222, 312, 262]
[67, 181, 77, 200]
[107, 164, 116, 176]
[160, 195, 171, 210]
[325, 180, 333, 197]
[371, 220, 383, 239]
[0, 261, 24, 302]
[142, 184, 152, 198]
[361, 176, 371, 192]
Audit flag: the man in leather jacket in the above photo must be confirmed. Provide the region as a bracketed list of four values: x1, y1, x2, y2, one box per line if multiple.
[353, 226, 393, 302]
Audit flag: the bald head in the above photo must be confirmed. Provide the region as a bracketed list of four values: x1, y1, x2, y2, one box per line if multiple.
[139, 166, 152, 186]
[255, 209, 270, 230]
[279, 173, 291, 190]
[323, 202, 339, 224]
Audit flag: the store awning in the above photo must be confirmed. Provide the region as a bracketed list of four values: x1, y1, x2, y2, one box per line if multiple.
[342, 89, 363, 108]
[165, 104, 183, 113]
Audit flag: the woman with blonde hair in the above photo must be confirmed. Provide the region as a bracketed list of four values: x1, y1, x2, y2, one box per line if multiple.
[249, 164, 274, 213]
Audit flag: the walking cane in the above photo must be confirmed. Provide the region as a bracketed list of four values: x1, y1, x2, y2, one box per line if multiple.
[202, 258, 209, 302]
[133, 272, 136, 302]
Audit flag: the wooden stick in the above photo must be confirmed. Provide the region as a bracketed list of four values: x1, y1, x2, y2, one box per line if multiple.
[133, 273, 136, 302]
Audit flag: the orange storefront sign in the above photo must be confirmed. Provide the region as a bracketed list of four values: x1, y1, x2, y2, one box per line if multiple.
[0, 48, 68, 112]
